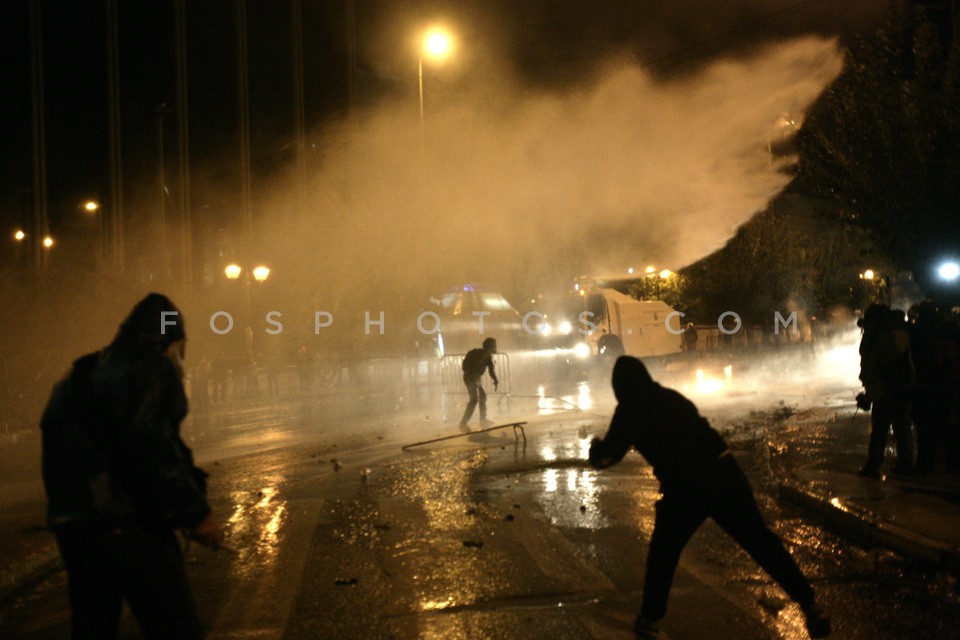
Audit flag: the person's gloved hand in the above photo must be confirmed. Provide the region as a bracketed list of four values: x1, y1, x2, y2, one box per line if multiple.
[190, 512, 222, 549]
[588, 437, 605, 468]
[588, 437, 618, 469]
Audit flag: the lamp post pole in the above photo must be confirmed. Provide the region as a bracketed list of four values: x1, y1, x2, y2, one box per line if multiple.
[417, 27, 454, 157]
[418, 55, 425, 155]
[81, 200, 103, 268]
[156, 103, 170, 278]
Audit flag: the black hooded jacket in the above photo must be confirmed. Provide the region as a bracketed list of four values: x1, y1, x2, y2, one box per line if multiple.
[41, 294, 210, 530]
[589, 356, 728, 493]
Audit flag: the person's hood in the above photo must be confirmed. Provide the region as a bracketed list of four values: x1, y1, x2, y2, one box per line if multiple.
[109, 293, 185, 357]
[612, 356, 653, 402]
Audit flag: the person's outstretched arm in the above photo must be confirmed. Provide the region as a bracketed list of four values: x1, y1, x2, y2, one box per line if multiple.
[125, 357, 213, 532]
[589, 406, 634, 469]
[487, 356, 499, 389]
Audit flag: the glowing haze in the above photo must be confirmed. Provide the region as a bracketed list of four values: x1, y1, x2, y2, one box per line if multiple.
[262, 36, 843, 306]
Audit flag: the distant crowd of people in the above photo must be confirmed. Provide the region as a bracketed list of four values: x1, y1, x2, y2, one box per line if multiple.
[187, 347, 354, 407]
[857, 301, 960, 476]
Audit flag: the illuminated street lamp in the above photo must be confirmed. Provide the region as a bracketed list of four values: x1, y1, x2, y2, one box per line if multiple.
[650, 268, 672, 299]
[252, 265, 270, 282]
[42, 236, 54, 249]
[937, 261, 959, 282]
[225, 263, 242, 279]
[80, 200, 104, 265]
[418, 25, 454, 148]
[858, 268, 889, 304]
[12, 229, 26, 267]
[424, 28, 453, 59]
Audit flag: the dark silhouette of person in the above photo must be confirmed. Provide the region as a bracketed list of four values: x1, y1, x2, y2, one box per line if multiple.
[589, 356, 830, 639]
[41, 293, 221, 639]
[943, 312, 960, 470]
[681, 323, 698, 357]
[907, 301, 952, 473]
[857, 304, 915, 476]
[459, 337, 499, 430]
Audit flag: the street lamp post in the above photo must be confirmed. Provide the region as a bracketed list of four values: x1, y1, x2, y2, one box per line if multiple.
[418, 26, 454, 153]
[225, 263, 271, 341]
[82, 200, 102, 267]
[156, 103, 170, 277]
[658, 269, 672, 300]
[643, 266, 657, 300]
[42, 234, 54, 267]
[13, 230, 26, 267]
[859, 269, 889, 305]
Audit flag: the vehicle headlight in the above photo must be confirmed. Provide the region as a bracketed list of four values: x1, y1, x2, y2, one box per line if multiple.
[573, 342, 591, 359]
[540, 323, 552, 336]
[558, 320, 573, 335]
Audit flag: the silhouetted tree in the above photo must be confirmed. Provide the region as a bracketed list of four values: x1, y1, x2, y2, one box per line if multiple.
[795, 8, 960, 285]
[679, 194, 877, 324]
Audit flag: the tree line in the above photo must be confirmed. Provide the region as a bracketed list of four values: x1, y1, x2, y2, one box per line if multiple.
[676, 6, 960, 324]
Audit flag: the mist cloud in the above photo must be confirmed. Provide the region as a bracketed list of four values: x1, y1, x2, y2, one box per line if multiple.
[264, 35, 843, 308]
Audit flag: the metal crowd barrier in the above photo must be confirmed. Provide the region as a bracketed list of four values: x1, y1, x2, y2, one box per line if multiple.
[402, 421, 527, 450]
[439, 352, 512, 421]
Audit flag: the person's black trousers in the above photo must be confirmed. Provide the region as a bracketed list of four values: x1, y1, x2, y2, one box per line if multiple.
[54, 521, 204, 640]
[913, 387, 949, 471]
[460, 374, 487, 425]
[864, 392, 914, 471]
[640, 455, 816, 621]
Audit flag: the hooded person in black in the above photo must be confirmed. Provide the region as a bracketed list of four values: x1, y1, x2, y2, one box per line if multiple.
[857, 303, 915, 476]
[41, 293, 220, 640]
[589, 356, 830, 639]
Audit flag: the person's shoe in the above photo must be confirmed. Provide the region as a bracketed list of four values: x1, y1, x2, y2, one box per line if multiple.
[480, 419, 496, 427]
[458, 421, 470, 431]
[856, 465, 881, 478]
[633, 615, 659, 639]
[802, 602, 832, 638]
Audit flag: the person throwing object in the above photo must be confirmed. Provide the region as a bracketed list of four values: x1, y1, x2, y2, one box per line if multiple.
[589, 356, 831, 639]
[459, 337, 499, 430]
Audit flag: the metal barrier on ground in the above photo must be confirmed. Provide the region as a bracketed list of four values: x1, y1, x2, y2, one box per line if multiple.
[402, 421, 527, 450]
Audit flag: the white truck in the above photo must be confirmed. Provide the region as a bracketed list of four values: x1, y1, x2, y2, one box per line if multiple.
[582, 288, 684, 360]
[533, 286, 684, 362]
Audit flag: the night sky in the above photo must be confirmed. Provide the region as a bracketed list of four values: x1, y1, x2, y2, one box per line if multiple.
[0, 0, 885, 259]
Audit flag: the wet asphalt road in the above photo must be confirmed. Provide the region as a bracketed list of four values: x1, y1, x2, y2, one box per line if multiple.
[1, 353, 959, 639]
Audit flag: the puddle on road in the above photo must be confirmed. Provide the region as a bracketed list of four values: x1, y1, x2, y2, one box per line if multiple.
[525, 436, 611, 529]
[224, 474, 289, 573]
[537, 465, 610, 530]
[531, 381, 597, 414]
